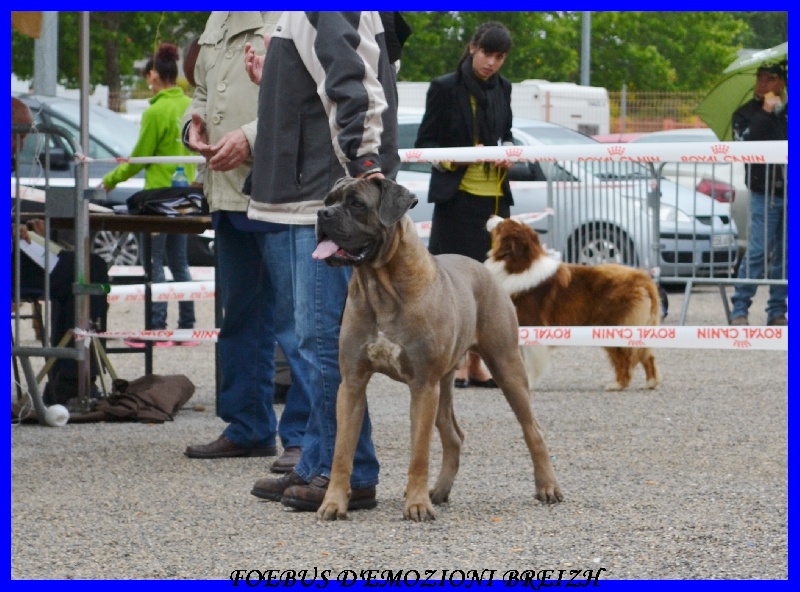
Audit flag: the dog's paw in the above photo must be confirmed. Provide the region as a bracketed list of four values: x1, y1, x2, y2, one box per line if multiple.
[605, 382, 624, 392]
[535, 481, 564, 504]
[429, 487, 450, 505]
[645, 378, 659, 389]
[403, 500, 436, 522]
[317, 501, 349, 521]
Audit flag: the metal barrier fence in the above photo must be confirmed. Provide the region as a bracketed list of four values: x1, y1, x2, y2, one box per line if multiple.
[12, 122, 97, 420]
[399, 141, 787, 326]
[608, 90, 707, 133]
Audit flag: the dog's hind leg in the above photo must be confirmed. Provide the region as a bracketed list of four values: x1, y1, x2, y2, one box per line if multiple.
[482, 347, 563, 504]
[430, 372, 465, 505]
[604, 347, 635, 391]
[639, 348, 661, 389]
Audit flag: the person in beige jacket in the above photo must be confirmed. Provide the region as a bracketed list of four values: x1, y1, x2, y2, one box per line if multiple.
[181, 12, 309, 474]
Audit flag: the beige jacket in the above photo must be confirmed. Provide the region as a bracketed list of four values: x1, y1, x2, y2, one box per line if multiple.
[183, 11, 281, 212]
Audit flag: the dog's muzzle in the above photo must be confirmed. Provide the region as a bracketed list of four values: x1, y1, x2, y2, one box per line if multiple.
[312, 207, 376, 265]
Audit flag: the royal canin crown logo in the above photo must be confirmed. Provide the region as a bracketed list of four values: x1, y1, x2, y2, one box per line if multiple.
[505, 146, 524, 158]
[607, 146, 625, 156]
[405, 149, 423, 161]
[711, 144, 730, 155]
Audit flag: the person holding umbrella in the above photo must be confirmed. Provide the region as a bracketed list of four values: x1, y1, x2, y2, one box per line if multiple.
[729, 62, 788, 327]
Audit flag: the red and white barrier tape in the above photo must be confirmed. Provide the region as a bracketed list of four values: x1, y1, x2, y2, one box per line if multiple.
[413, 208, 552, 239]
[398, 141, 787, 165]
[107, 281, 215, 303]
[75, 141, 787, 166]
[75, 325, 786, 351]
[519, 325, 787, 351]
[75, 328, 220, 342]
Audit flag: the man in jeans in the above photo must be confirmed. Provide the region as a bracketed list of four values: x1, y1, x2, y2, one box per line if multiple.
[729, 62, 788, 327]
[181, 12, 310, 472]
[246, 12, 410, 511]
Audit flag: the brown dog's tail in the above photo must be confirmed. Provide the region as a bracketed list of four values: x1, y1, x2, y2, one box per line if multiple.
[643, 276, 662, 325]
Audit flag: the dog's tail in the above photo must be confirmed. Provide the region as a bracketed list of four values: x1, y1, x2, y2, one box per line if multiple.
[643, 278, 662, 325]
[520, 345, 551, 389]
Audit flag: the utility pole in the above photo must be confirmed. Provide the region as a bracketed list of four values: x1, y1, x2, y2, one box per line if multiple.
[580, 11, 591, 86]
[33, 11, 59, 96]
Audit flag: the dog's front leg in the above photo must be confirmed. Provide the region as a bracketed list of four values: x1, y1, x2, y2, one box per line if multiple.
[318, 379, 368, 521]
[404, 384, 439, 522]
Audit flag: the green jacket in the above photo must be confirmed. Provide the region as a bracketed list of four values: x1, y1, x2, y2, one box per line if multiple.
[103, 87, 197, 190]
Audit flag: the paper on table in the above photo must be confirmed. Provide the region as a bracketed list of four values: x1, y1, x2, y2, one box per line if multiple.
[17, 232, 61, 273]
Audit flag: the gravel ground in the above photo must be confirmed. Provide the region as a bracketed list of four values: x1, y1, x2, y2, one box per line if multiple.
[10, 282, 787, 580]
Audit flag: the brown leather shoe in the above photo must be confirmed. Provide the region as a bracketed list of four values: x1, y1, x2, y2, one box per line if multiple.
[270, 446, 302, 474]
[767, 314, 788, 326]
[281, 475, 377, 512]
[251, 470, 307, 501]
[184, 435, 277, 459]
[730, 316, 749, 326]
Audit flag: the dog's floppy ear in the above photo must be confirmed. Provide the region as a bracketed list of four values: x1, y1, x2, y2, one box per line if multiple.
[375, 178, 418, 227]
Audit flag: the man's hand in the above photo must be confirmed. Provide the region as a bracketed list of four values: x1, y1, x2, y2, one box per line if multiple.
[187, 113, 215, 159]
[16, 219, 45, 244]
[244, 38, 269, 86]
[208, 129, 252, 172]
[762, 92, 784, 114]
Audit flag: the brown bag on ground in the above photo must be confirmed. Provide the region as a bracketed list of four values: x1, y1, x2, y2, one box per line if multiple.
[11, 374, 194, 425]
[93, 374, 194, 423]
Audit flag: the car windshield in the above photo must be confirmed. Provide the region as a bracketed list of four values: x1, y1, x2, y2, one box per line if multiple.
[47, 100, 140, 157]
[632, 132, 716, 143]
[514, 124, 597, 146]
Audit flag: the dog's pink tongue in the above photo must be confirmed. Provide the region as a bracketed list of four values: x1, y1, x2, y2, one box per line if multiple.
[312, 239, 340, 260]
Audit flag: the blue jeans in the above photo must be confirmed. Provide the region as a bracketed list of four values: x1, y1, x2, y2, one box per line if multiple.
[214, 213, 311, 449]
[266, 224, 379, 489]
[150, 233, 195, 329]
[731, 192, 787, 322]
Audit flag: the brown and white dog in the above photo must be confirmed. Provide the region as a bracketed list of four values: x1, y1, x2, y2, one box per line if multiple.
[485, 216, 661, 391]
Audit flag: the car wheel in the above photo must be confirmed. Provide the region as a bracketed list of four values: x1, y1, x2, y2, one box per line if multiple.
[91, 231, 140, 267]
[568, 225, 638, 266]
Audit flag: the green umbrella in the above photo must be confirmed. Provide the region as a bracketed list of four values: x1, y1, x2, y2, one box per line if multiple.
[696, 42, 787, 141]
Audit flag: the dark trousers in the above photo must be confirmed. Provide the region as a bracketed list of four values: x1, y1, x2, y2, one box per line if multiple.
[13, 250, 109, 404]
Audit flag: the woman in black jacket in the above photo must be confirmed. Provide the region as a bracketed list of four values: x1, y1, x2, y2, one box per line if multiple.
[415, 21, 514, 388]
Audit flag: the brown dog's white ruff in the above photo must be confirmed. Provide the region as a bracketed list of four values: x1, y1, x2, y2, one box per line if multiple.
[485, 216, 662, 391]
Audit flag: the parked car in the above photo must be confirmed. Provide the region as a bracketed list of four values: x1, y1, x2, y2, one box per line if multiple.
[11, 93, 214, 268]
[591, 132, 646, 143]
[396, 113, 738, 279]
[627, 128, 750, 260]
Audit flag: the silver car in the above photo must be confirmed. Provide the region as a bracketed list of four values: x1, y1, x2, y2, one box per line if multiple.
[396, 113, 738, 280]
[12, 93, 214, 267]
[628, 128, 750, 259]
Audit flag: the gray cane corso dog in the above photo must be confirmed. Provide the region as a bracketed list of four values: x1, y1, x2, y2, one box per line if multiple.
[312, 177, 563, 521]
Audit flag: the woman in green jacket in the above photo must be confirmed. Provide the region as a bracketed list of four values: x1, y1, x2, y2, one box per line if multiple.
[103, 43, 198, 347]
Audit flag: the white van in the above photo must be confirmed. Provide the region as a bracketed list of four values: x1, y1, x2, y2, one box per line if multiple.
[510, 79, 610, 136]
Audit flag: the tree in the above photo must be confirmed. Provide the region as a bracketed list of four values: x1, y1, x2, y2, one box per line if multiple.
[732, 11, 788, 49]
[11, 11, 210, 110]
[399, 11, 760, 92]
[11, 11, 783, 102]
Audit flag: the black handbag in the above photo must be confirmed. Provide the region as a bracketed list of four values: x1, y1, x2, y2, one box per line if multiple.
[126, 187, 209, 216]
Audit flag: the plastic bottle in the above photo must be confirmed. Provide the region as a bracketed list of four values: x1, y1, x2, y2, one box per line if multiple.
[171, 166, 189, 188]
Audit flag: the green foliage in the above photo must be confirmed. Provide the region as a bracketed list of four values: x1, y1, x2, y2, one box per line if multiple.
[11, 11, 786, 98]
[732, 11, 788, 48]
[399, 11, 773, 92]
[11, 11, 211, 91]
